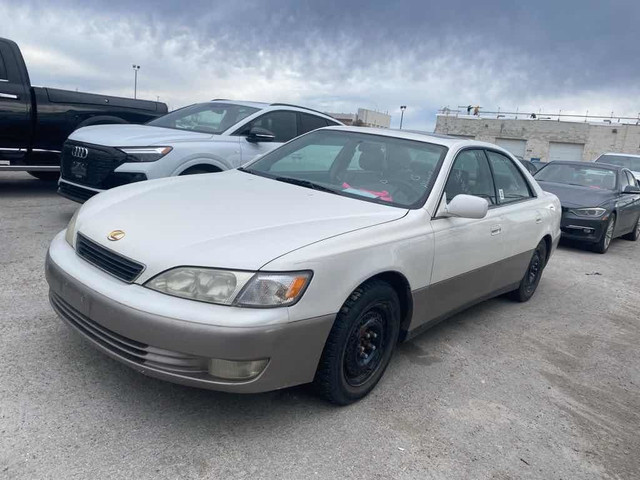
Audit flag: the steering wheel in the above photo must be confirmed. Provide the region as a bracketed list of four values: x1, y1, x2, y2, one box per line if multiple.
[386, 179, 424, 203]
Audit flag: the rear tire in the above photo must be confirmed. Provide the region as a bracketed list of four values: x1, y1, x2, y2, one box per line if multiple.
[622, 215, 640, 241]
[314, 280, 401, 405]
[594, 213, 616, 253]
[509, 239, 547, 303]
[28, 171, 59, 181]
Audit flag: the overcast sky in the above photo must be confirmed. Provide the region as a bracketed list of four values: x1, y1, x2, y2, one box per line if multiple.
[1, 0, 638, 129]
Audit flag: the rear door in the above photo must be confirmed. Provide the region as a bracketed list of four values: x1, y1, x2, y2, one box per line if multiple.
[0, 39, 31, 151]
[485, 149, 542, 289]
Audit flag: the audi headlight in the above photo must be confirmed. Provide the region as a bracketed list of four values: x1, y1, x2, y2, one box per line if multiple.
[145, 268, 312, 307]
[120, 146, 172, 162]
[65, 208, 80, 248]
[570, 207, 606, 218]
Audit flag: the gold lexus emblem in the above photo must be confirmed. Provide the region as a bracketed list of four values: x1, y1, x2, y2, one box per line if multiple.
[107, 230, 125, 241]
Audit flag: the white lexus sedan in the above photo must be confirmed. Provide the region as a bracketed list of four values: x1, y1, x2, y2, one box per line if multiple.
[46, 127, 561, 405]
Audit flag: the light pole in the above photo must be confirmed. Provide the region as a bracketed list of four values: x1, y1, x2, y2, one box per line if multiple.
[399, 105, 407, 129]
[132, 65, 140, 99]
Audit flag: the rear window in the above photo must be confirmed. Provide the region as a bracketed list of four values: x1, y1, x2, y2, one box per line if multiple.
[596, 154, 640, 172]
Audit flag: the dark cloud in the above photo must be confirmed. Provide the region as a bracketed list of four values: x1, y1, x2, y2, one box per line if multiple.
[3, 0, 639, 128]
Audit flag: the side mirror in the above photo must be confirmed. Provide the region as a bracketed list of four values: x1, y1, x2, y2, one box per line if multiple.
[443, 194, 489, 219]
[247, 126, 276, 143]
[623, 185, 640, 194]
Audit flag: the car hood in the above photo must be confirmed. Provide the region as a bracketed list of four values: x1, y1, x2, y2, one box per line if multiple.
[69, 124, 216, 146]
[75, 170, 407, 279]
[537, 181, 615, 208]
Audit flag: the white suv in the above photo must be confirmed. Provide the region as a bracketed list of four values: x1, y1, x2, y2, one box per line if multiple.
[57, 100, 341, 202]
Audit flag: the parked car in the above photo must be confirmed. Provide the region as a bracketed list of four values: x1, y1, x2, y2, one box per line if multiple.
[594, 152, 640, 184]
[534, 161, 640, 253]
[57, 100, 342, 202]
[515, 156, 539, 175]
[46, 128, 561, 404]
[0, 37, 167, 181]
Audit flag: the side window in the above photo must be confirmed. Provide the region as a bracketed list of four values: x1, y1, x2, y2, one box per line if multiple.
[620, 171, 631, 189]
[0, 49, 8, 80]
[444, 149, 497, 205]
[486, 150, 533, 204]
[627, 171, 638, 187]
[242, 111, 297, 143]
[299, 113, 329, 135]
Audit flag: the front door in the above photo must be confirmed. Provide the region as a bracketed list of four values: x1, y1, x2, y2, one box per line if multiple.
[237, 110, 298, 163]
[416, 149, 505, 328]
[0, 40, 31, 153]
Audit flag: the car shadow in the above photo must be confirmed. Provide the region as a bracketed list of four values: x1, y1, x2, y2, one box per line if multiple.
[0, 172, 60, 198]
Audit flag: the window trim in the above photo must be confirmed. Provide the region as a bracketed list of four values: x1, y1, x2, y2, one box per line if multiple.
[483, 148, 537, 206]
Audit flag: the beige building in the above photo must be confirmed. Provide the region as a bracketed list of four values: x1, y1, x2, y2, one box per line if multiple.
[327, 108, 391, 128]
[435, 114, 640, 163]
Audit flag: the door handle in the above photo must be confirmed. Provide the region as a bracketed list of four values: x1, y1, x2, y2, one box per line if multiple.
[536, 216, 543, 224]
[491, 224, 502, 236]
[0, 92, 18, 99]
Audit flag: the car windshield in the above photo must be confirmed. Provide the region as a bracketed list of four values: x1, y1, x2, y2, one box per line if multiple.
[596, 154, 640, 171]
[148, 103, 259, 134]
[534, 164, 617, 190]
[243, 130, 448, 208]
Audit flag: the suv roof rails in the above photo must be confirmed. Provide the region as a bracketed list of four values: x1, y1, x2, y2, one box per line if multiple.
[270, 103, 335, 119]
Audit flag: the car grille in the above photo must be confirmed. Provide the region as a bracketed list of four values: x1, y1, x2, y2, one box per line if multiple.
[61, 140, 128, 188]
[50, 292, 208, 373]
[58, 182, 98, 203]
[76, 233, 145, 283]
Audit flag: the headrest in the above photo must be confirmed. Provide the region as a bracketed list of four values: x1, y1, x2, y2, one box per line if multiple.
[358, 143, 386, 171]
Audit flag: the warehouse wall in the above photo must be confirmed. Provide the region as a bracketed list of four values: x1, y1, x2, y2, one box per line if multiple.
[434, 115, 640, 162]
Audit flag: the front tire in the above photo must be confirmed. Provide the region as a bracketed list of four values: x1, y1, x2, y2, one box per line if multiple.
[314, 280, 401, 405]
[594, 213, 616, 253]
[622, 215, 640, 241]
[509, 239, 547, 302]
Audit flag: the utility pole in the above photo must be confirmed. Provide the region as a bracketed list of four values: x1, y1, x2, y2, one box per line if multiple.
[132, 65, 140, 99]
[399, 105, 407, 129]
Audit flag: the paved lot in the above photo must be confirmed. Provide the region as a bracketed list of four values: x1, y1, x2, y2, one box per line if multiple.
[1, 171, 639, 480]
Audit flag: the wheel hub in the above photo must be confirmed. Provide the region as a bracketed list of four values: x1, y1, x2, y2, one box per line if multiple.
[344, 309, 387, 386]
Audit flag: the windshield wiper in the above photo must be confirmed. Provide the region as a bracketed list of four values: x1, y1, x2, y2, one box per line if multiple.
[273, 176, 338, 194]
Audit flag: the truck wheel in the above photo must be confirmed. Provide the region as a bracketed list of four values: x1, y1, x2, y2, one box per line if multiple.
[28, 171, 59, 181]
[314, 280, 401, 405]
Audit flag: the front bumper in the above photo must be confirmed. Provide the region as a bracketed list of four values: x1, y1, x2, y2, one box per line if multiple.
[560, 211, 610, 243]
[45, 237, 335, 393]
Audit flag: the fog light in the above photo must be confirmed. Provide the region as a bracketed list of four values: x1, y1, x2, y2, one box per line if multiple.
[208, 358, 269, 380]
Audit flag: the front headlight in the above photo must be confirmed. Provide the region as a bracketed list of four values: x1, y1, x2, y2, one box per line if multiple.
[65, 208, 80, 248]
[119, 146, 172, 162]
[145, 268, 312, 307]
[570, 207, 606, 217]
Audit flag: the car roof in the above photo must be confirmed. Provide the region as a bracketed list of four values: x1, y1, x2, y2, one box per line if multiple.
[209, 99, 337, 120]
[542, 160, 626, 171]
[320, 126, 504, 149]
[599, 152, 640, 159]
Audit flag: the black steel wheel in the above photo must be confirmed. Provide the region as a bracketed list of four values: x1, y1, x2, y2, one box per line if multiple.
[314, 280, 400, 405]
[509, 239, 547, 302]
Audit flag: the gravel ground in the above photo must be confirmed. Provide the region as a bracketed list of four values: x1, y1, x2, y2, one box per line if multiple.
[1, 172, 639, 480]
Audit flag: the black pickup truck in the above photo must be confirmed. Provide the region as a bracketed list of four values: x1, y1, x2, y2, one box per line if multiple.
[0, 37, 168, 180]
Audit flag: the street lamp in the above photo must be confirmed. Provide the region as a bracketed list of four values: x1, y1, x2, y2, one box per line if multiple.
[399, 105, 407, 129]
[132, 65, 140, 99]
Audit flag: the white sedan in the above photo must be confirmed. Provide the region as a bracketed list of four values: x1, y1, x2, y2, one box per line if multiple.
[46, 127, 561, 405]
